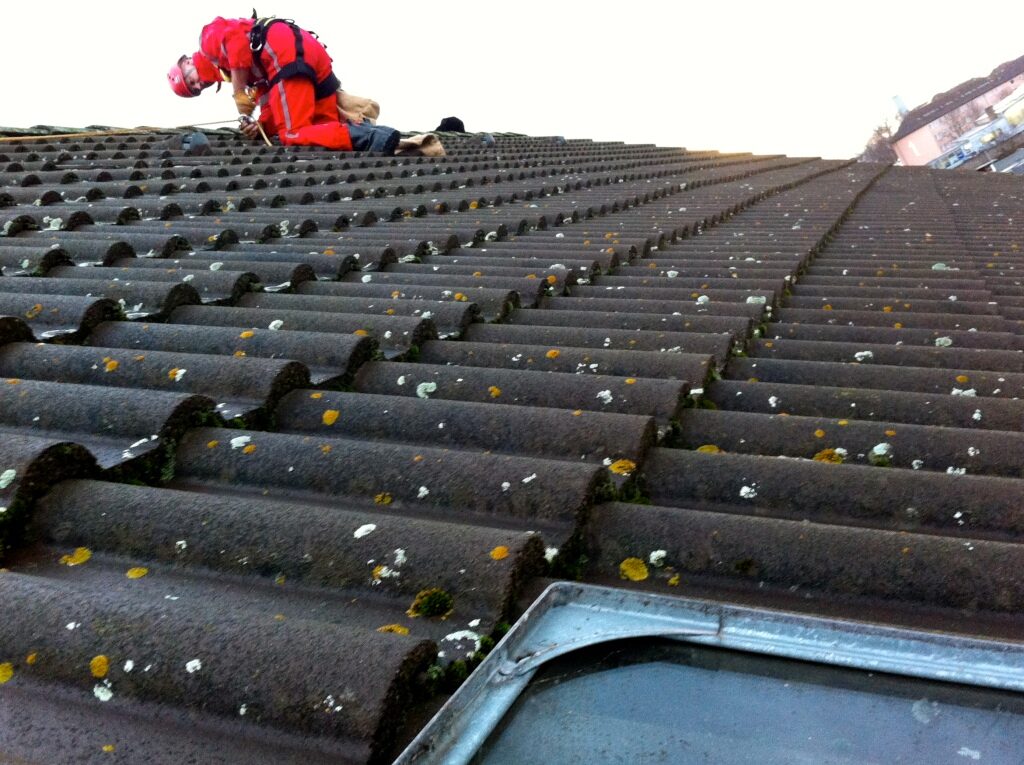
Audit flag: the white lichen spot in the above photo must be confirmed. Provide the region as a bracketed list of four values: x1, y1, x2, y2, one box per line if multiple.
[66, 622, 80, 631]
[93, 682, 113, 702]
[396, 376, 406, 386]
[442, 630, 482, 656]
[946, 467, 967, 476]
[417, 486, 430, 499]
[522, 473, 537, 484]
[209, 262, 223, 271]
[951, 388, 977, 397]
[853, 351, 874, 362]
[665, 270, 679, 278]
[175, 540, 188, 552]
[649, 550, 667, 567]
[972, 409, 982, 422]
[468, 618, 481, 628]
[739, 485, 757, 499]
[185, 659, 202, 674]
[0, 469, 16, 490]
[361, 274, 373, 283]
[353, 524, 377, 539]
[268, 319, 284, 331]
[230, 436, 252, 450]
[768, 395, 780, 409]
[239, 704, 248, 716]
[123, 660, 134, 673]
[911, 460, 924, 470]
[544, 546, 559, 563]
[746, 296, 767, 305]
[934, 337, 953, 347]
[596, 389, 614, 405]
[170, 368, 187, 382]
[957, 747, 981, 761]
[415, 382, 437, 399]
[695, 296, 709, 306]
[393, 548, 407, 566]
[967, 447, 980, 457]
[872, 443, 893, 457]
[501, 481, 511, 492]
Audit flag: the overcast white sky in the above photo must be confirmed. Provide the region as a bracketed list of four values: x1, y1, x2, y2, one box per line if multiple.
[3, 1, 1023, 158]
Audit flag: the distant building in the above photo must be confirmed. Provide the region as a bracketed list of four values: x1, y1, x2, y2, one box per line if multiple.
[890, 55, 1024, 166]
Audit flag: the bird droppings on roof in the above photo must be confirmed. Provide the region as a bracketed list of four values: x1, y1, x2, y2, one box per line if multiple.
[0, 127, 1022, 763]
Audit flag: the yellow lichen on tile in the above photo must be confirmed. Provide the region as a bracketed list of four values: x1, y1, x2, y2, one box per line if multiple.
[25, 304, 44, 320]
[322, 409, 340, 426]
[490, 546, 510, 561]
[696, 445, 722, 454]
[885, 429, 897, 437]
[4, 378, 19, 385]
[320, 444, 332, 454]
[0, 663, 13, 684]
[125, 567, 149, 579]
[233, 351, 246, 357]
[377, 624, 410, 635]
[822, 304, 833, 311]
[90, 655, 109, 679]
[619, 557, 649, 582]
[837, 420, 849, 426]
[625, 378, 637, 385]
[25, 653, 37, 666]
[59, 547, 92, 567]
[322, 248, 335, 256]
[376, 626, 411, 639]
[472, 271, 483, 277]
[488, 386, 502, 398]
[571, 410, 583, 417]
[207, 440, 219, 449]
[667, 574, 681, 587]
[242, 444, 257, 455]
[413, 455, 424, 462]
[454, 293, 469, 302]
[608, 459, 637, 475]
[385, 308, 396, 315]
[102, 745, 116, 753]
[955, 375, 969, 384]
[545, 349, 560, 359]
[239, 330, 255, 339]
[814, 429, 826, 438]
[882, 306, 893, 313]
[103, 358, 119, 373]
[353, 329, 369, 336]
[391, 290, 402, 299]
[374, 492, 393, 505]
[546, 275, 557, 284]
[310, 392, 323, 399]
[813, 448, 844, 464]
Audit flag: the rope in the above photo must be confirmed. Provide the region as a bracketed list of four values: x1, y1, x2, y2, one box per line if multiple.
[0, 120, 243, 144]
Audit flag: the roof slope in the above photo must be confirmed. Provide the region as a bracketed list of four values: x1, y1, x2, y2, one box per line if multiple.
[0, 130, 1022, 763]
[891, 53, 1024, 141]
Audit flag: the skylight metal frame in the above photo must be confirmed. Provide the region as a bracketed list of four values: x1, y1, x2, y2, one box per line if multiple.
[396, 581, 1024, 764]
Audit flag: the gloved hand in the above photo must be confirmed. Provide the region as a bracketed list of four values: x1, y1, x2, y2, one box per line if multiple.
[234, 90, 256, 116]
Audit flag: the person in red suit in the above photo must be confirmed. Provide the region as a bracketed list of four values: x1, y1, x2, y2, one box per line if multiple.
[168, 16, 399, 153]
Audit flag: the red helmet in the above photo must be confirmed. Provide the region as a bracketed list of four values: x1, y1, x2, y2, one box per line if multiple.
[168, 55, 199, 98]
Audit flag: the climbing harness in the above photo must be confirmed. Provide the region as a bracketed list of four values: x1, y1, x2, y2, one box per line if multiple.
[248, 13, 339, 99]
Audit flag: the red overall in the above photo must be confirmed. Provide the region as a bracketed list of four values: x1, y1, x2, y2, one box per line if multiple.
[195, 17, 352, 150]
